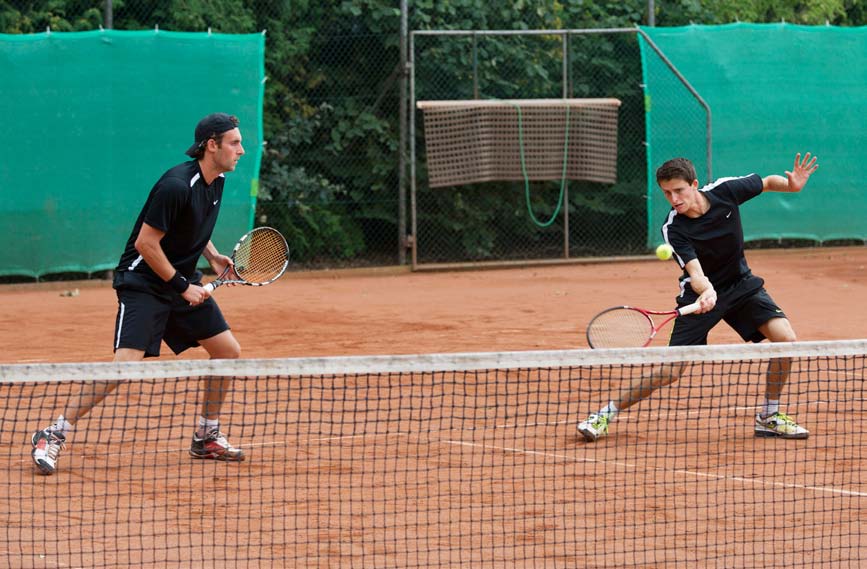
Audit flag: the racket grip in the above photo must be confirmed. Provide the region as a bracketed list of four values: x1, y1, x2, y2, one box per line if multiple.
[676, 301, 702, 316]
[203, 282, 216, 293]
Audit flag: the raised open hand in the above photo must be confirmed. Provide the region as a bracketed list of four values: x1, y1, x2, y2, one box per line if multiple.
[785, 152, 818, 192]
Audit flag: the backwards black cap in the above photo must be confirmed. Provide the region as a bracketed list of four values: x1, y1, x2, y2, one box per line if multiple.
[185, 113, 239, 157]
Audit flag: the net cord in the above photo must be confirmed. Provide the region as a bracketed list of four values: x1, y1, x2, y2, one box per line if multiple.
[3, 339, 867, 383]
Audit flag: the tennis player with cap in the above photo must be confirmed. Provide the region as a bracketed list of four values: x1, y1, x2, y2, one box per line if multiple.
[578, 152, 819, 443]
[31, 113, 248, 474]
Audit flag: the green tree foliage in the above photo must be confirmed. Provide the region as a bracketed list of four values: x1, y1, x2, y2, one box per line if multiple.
[0, 0, 101, 32]
[115, 0, 256, 32]
[252, 0, 401, 262]
[656, 0, 861, 25]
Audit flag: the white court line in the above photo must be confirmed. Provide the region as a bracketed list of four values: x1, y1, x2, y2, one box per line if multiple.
[8, 394, 863, 463]
[0, 396, 843, 463]
[444, 440, 641, 470]
[0, 549, 73, 568]
[443, 440, 867, 498]
[676, 469, 867, 497]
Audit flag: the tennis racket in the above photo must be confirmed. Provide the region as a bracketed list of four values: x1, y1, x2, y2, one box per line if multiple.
[586, 301, 702, 349]
[203, 227, 289, 293]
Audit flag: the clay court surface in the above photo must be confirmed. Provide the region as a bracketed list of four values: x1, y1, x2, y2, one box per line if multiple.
[2, 248, 866, 568]
[1, 247, 865, 364]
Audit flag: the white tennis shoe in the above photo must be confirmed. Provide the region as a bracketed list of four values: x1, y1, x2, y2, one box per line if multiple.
[755, 412, 809, 439]
[31, 429, 66, 475]
[578, 413, 610, 442]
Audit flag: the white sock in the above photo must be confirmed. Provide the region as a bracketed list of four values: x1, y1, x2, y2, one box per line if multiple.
[762, 400, 780, 418]
[197, 417, 219, 437]
[49, 415, 73, 435]
[600, 401, 619, 419]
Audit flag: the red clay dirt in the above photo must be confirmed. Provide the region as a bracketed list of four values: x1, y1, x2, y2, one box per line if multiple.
[2, 247, 865, 568]
[1, 247, 864, 364]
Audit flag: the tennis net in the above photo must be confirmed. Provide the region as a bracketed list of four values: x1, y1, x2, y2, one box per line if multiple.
[2, 340, 866, 568]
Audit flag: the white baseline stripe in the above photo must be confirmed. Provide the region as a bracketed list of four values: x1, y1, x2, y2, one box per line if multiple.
[446, 440, 640, 469]
[8, 423, 865, 499]
[444, 440, 867, 498]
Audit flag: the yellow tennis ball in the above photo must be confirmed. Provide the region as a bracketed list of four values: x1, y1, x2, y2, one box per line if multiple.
[655, 243, 674, 261]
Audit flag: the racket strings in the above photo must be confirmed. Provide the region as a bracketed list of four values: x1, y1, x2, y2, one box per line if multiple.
[234, 228, 289, 284]
[587, 308, 654, 349]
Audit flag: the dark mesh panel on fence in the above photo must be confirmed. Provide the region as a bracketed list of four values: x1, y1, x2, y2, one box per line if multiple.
[0, 3, 404, 278]
[1, 5, 666, 273]
[417, 99, 621, 188]
[412, 31, 649, 266]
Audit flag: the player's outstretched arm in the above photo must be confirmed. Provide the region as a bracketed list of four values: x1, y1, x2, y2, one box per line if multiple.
[684, 259, 717, 314]
[763, 152, 819, 192]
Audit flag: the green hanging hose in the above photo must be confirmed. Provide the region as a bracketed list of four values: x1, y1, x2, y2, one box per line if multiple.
[506, 101, 572, 228]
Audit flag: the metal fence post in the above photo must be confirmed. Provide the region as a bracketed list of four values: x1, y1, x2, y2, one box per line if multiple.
[409, 31, 418, 269]
[562, 31, 570, 259]
[398, 0, 408, 264]
[635, 28, 712, 182]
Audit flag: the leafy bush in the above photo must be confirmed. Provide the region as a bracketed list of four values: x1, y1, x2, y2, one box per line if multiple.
[258, 129, 366, 261]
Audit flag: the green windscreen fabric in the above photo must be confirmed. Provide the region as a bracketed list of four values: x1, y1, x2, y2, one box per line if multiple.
[639, 24, 867, 248]
[0, 30, 264, 278]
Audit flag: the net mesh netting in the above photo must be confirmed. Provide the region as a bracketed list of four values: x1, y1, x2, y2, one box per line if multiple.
[2, 341, 866, 567]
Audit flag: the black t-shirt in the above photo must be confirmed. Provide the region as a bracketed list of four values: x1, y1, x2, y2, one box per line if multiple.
[116, 160, 224, 289]
[660, 174, 763, 300]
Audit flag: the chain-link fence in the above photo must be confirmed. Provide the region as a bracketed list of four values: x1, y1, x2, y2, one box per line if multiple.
[1, 2, 405, 274]
[410, 29, 652, 267]
[1, 4, 713, 274]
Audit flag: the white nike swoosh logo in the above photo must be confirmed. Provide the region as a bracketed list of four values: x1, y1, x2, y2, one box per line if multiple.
[726, 211, 732, 218]
[213, 200, 219, 205]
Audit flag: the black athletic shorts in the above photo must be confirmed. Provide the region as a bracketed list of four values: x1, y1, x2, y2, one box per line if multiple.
[113, 272, 230, 357]
[669, 275, 787, 346]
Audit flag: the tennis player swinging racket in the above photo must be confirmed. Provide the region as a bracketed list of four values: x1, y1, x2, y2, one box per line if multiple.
[577, 152, 817, 444]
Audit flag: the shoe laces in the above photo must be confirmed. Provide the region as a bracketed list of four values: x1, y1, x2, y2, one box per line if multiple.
[771, 412, 796, 425]
[45, 432, 66, 461]
[589, 414, 608, 427]
[203, 428, 229, 445]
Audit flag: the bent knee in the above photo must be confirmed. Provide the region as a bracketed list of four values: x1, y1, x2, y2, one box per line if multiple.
[762, 318, 797, 343]
[219, 338, 242, 359]
[222, 343, 242, 359]
[201, 332, 242, 359]
[775, 331, 797, 343]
